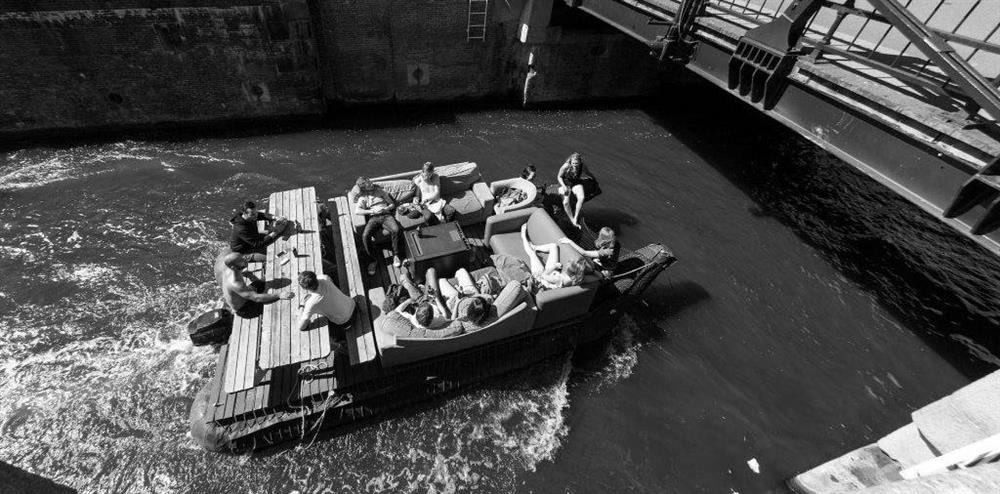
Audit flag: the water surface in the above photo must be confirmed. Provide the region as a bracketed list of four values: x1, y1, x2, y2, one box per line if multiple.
[2, 90, 998, 493]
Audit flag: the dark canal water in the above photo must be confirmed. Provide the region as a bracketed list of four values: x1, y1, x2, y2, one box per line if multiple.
[3, 86, 1000, 493]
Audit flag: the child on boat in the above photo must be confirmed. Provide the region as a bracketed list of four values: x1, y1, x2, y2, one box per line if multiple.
[558, 226, 621, 277]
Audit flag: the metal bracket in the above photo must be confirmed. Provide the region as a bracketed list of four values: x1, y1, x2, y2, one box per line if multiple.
[944, 156, 1000, 234]
[650, 0, 708, 63]
[727, 0, 824, 109]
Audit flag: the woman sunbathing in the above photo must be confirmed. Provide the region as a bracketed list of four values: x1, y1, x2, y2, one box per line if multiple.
[520, 224, 588, 290]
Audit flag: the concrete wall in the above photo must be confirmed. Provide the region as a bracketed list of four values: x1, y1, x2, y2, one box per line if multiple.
[0, 0, 668, 134]
[0, 0, 323, 132]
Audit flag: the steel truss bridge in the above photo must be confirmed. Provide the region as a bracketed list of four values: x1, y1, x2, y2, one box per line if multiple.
[555, 0, 1000, 255]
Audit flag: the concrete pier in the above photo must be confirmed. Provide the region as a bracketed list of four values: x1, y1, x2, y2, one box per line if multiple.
[790, 370, 1000, 493]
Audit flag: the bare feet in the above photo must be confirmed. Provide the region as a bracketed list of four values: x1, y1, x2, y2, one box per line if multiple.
[520, 224, 536, 250]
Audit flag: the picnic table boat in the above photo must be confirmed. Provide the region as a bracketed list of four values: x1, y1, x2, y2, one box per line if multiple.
[189, 164, 675, 452]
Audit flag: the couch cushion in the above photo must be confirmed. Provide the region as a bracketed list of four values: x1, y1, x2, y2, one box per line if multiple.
[461, 306, 499, 333]
[489, 232, 529, 263]
[376, 179, 417, 204]
[490, 253, 533, 285]
[437, 162, 481, 196]
[447, 188, 483, 218]
[493, 281, 528, 317]
[526, 209, 580, 263]
[375, 311, 463, 339]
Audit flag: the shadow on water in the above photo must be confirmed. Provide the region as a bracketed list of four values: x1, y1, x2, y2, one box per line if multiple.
[644, 81, 1000, 379]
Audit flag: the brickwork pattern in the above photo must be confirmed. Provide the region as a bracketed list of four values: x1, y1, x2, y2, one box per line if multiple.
[0, 1, 323, 132]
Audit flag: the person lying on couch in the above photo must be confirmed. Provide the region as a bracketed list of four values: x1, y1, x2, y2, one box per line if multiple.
[520, 224, 591, 290]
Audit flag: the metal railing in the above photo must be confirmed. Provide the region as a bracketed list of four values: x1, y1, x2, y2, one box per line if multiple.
[700, 0, 1000, 120]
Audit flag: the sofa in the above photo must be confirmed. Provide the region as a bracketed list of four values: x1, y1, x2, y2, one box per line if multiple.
[370, 270, 538, 367]
[483, 207, 599, 328]
[347, 162, 495, 242]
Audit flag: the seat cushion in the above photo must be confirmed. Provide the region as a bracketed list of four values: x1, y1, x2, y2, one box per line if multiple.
[375, 311, 463, 339]
[493, 281, 528, 317]
[525, 210, 580, 263]
[437, 162, 481, 196]
[488, 232, 529, 263]
[447, 188, 484, 217]
[376, 179, 417, 203]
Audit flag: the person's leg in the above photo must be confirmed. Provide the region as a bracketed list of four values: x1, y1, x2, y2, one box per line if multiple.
[455, 268, 477, 295]
[361, 217, 380, 273]
[421, 205, 439, 226]
[383, 215, 402, 266]
[570, 184, 585, 227]
[521, 224, 545, 275]
[561, 191, 573, 220]
[439, 276, 461, 299]
[537, 243, 560, 274]
[398, 267, 422, 300]
[442, 204, 456, 223]
[242, 252, 267, 263]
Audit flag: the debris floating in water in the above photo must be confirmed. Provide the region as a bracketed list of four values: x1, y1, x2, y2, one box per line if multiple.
[747, 458, 760, 474]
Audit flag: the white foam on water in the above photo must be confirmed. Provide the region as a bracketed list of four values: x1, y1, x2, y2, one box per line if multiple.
[0, 245, 37, 263]
[0, 142, 155, 191]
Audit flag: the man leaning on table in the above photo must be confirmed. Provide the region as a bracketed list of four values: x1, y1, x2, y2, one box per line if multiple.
[296, 271, 356, 339]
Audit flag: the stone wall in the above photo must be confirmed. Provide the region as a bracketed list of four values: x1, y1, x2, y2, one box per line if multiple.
[0, 0, 323, 133]
[0, 0, 669, 134]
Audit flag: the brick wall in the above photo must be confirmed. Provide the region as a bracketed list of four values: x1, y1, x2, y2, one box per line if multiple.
[0, 0, 323, 132]
[0, 0, 669, 133]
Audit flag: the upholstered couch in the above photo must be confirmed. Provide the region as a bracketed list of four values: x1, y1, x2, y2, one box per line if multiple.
[346, 162, 495, 242]
[369, 270, 538, 367]
[483, 207, 599, 328]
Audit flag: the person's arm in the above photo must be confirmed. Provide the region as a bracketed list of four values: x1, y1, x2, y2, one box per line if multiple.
[296, 295, 321, 331]
[412, 177, 423, 204]
[556, 163, 569, 191]
[354, 195, 376, 215]
[380, 189, 397, 211]
[232, 284, 293, 304]
[235, 222, 278, 250]
[558, 238, 600, 257]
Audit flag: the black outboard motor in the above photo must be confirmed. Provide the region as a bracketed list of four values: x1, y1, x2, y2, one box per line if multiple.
[188, 308, 233, 346]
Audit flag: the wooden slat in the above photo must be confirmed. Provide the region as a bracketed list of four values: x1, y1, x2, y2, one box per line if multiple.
[207, 344, 228, 422]
[287, 190, 304, 365]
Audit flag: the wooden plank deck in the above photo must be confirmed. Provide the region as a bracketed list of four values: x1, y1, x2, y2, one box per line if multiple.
[334, 196, 378, 365]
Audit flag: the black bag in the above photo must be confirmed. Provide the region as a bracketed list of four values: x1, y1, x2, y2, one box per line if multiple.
[188, 308, 233, 346]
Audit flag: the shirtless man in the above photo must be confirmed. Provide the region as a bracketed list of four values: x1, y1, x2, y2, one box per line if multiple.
[214, 251, 293, 318]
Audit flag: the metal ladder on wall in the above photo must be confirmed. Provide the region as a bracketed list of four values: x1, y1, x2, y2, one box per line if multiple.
[467, 0, 489, 41]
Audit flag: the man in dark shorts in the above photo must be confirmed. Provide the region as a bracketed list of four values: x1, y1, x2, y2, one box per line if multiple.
[229, 200, 282, 262]
[351, 176, 403, 275]
[214, 252, 293, 318]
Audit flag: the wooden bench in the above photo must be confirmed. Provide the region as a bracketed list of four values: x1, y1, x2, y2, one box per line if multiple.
[334, 196, 378, 365]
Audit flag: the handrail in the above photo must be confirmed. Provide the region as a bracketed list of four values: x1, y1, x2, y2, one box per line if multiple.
[899, 432, 1000, 479]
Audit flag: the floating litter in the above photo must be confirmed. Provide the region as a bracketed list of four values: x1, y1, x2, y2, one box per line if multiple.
[747, 458, 760, 474]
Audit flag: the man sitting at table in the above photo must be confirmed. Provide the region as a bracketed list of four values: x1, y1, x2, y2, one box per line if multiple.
[296, 271, 356, 339]
[351, 176, 403, 275]
[229, 200, 281, 262]
[214, 252, 293, 319]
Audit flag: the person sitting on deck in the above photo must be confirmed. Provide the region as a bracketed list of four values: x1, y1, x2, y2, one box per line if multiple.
[229, 201, 283, 262]
[438, 268, 494, 325]
[520, 224, 593, 290]
[295, 270, 356, 337]
[412, 162, 456, 224]
[556, 153, 601, 229]
[351, 176, 403, 274]
[214, 251, 293, 319]
[395, 265, 450, 329]
[558, 226, 621, 277]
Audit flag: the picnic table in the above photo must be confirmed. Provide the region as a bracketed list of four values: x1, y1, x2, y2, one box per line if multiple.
[222, 187, 331, 393]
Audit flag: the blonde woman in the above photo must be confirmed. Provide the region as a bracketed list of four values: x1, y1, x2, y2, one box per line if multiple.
[556, 153, 600, 228]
